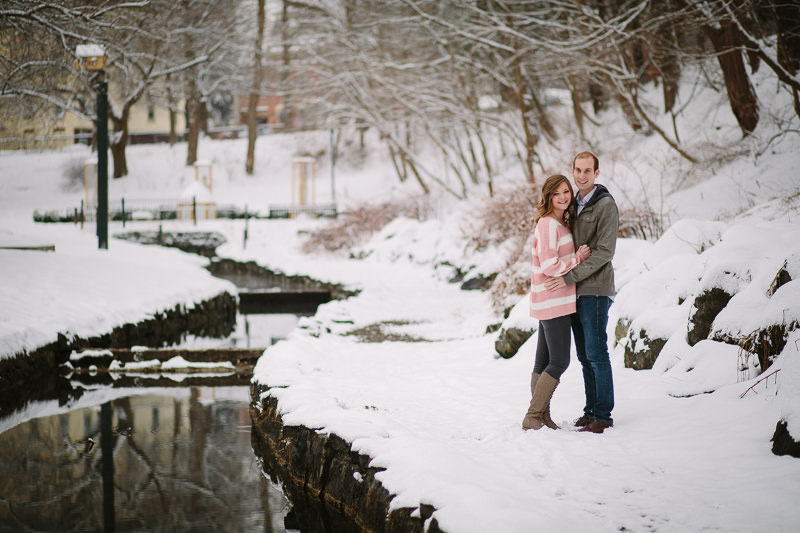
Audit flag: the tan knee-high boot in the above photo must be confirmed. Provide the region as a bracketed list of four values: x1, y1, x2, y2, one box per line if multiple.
[541, 375, 560, 431]
[522, 372, 560, 430]
[522, 372, 540, 429]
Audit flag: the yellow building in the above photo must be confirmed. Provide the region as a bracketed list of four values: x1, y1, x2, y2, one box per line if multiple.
[0, 84, 186, 151]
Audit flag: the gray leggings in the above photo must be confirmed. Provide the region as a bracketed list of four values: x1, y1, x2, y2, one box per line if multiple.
[532, 315, 572, 380]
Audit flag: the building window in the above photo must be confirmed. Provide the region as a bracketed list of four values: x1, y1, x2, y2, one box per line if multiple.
[74, 128, 92, 145]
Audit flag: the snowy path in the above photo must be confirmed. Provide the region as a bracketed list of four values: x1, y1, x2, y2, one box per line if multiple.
[253, 253, 800, 533]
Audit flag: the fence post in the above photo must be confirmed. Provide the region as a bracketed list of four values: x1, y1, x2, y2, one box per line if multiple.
[121, 198, 126, 228]
[243, 204, 249, 249]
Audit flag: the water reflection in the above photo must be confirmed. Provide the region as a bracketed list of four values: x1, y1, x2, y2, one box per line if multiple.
[175, 313, 300, 350]
[0, 387, 289, 532]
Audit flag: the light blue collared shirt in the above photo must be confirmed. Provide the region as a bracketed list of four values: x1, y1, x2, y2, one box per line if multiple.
[576, 186, 597, 216]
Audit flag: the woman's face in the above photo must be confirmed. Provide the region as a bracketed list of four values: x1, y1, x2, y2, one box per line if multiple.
[550, 182, 572, 213]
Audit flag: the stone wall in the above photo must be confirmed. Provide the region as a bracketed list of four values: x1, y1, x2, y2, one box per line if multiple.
[250, 384, 444, 533]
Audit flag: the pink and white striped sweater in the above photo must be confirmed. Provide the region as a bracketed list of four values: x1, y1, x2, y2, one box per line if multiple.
[530, 215, 583, 320]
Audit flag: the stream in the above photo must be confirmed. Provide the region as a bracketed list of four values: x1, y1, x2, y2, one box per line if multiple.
[0, 386, 292, 532]
[0, 249, 338, 532]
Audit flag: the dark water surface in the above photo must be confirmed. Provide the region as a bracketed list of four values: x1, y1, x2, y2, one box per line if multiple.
[0, 386, 291, 532]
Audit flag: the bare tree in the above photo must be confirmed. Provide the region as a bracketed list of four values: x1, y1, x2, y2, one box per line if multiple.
[246, 0, 266, 175]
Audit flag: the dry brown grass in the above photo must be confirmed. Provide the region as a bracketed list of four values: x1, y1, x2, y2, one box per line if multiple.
[618, 206, 665, 240]
[301, 198, 430, 253]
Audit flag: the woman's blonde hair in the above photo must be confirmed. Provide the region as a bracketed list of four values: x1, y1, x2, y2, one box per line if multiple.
[535, 174, 575, 225]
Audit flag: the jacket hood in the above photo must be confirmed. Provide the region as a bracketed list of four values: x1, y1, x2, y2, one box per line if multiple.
[576, 183, 613, 210]
[587, 184, 612, 207]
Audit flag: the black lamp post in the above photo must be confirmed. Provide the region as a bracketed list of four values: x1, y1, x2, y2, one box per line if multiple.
[96, 79, 108, 249]
[76, 44, 109, 250]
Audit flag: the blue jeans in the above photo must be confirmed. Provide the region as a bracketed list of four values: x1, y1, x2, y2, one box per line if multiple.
[571, 296, 614, 424]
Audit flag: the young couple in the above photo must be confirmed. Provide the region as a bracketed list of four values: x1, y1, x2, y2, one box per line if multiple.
[522, 151, 619, 434]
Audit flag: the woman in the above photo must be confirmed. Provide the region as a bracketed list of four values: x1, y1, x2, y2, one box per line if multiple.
[522, 174, 590, 431]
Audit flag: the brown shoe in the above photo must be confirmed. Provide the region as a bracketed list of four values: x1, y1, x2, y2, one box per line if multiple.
[573, 415, 593, 427]
[579, 420, 613, 434]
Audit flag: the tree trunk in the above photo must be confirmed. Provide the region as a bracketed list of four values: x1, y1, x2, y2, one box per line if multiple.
[567, 76, 586, 137]
[772, 2, 800, 75]
[183, 0, 200, 166]
[186, 84, 200, 166]
[169, 107, 176, 146]
[167, 74, 177, 146]
[280, 0, 293, 131]
[512, 59, 536, 184]
[704, 19, 759, 135]
[200, 101, 208, 135]
[614, 89, 645, 132]
[246, 0, 266, 175]
[474, 120, 494, 198]
[110, 110, 129, 178]
[649, 11, 682, 114]
[528, 86, 557, 142]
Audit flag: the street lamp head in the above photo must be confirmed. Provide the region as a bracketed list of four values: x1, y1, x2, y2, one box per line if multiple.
[76, 44, 107, 71]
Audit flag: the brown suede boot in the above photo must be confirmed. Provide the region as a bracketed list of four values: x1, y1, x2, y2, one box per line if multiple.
[526, 373, 560, 429]
[522, 372, 559, 430]
[542, 402, 560, 430]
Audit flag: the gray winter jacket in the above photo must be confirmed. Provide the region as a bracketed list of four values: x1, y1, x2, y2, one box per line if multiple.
[563, 184, 618, 297]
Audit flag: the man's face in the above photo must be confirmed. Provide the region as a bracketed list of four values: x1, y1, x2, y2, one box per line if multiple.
[572, 156, 599, 197]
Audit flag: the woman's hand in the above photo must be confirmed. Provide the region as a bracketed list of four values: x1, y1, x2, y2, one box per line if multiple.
[576, 244, 591, 263]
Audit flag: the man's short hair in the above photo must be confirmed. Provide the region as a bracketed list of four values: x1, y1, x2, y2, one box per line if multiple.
[573, 151, 599, 171]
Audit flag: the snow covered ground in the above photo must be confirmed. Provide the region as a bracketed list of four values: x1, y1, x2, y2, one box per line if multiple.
[2, 69, 800, 531]
[249, 218, 800, 532]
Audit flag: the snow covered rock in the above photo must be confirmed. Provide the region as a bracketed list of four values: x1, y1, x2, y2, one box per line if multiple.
[687, 287, 735, 346]
[623, 328, 668, 370]
[771, 330, 800, 458]
[494, 296, 536, 359]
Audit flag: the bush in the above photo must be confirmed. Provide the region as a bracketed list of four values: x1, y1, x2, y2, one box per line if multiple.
[467, 184, 538, 252]
[618, 206, 665, 240]
[466, 184, 538, 311]
[301, 197, 430, 254]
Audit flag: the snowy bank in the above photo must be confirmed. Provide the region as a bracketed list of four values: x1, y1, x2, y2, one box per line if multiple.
[249, 210, 800, 532]
[0, 225, 236, 361]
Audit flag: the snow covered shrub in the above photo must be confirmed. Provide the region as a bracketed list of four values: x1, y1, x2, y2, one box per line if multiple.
[489, 249, 531, 312]
[466, 184, 538, 311]
[301, 197, 430, 253]
[62, 158, 85, 191]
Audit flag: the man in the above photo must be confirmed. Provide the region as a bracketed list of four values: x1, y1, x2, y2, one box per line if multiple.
[544, 151, 619, 434]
